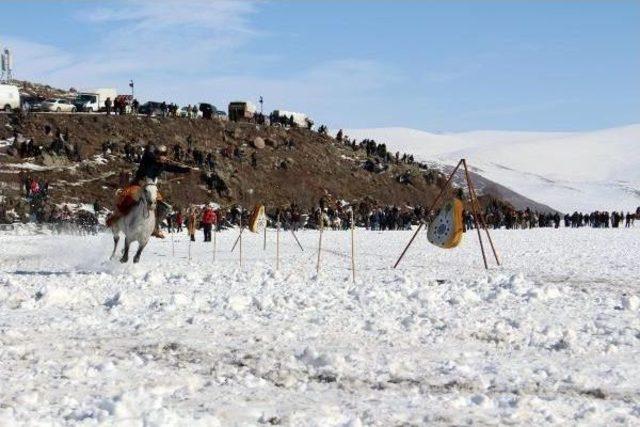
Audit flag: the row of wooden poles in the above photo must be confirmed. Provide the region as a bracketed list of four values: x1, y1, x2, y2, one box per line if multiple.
[172, 209, 358, 282]
[171, 159, 499, 278]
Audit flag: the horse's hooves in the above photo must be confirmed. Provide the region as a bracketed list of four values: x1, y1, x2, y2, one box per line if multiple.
[120, 257, 128, 263]
[133, 257, 140, 264]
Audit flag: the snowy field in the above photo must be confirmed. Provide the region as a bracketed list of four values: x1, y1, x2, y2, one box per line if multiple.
[1, 226, 639, 426]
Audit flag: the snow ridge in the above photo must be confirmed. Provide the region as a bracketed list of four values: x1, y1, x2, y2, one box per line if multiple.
[347, 124, 640, 212]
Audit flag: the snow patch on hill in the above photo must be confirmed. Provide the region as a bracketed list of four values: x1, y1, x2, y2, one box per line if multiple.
[346, 125, 640, 212]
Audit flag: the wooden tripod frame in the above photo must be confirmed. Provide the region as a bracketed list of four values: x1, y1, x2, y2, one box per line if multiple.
[393, 158, 501, 269]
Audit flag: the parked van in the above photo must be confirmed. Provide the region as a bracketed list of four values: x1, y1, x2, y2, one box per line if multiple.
[74, 88, 117, 112]
[0, 84, 20, 112]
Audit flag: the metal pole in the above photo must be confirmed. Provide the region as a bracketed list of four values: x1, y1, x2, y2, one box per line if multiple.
[393, 159, 464, 268]
[462, 159, 488, 269]
[464, 160, 500, 266]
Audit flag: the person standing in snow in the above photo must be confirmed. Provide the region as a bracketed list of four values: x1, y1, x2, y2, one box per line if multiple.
[201, 204, 217, 242]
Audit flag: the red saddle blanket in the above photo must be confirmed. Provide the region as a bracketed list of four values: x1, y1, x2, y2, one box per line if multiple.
[106, 185, 141, 226]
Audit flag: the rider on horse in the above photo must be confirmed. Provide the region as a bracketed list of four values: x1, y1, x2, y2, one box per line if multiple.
[108, 144, 190, 238]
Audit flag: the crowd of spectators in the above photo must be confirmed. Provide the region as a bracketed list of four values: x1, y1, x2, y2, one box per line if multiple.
[155, 196, 640, 244]
[3, 101, 639, 236]
[0, 173, 99, 233]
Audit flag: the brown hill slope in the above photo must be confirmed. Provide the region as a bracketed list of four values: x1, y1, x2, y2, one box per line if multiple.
[1, 113, 453, 212]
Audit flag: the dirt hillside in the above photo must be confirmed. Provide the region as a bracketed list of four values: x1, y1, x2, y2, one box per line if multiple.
[1, 113, 453, 213]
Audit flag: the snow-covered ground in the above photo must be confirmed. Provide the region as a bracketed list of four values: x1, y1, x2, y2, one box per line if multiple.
[346, 125, 640, 213]
[1, 227, 639, 425]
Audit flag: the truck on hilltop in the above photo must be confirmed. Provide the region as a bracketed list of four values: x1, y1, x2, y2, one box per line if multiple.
[74, 88, 117, 112]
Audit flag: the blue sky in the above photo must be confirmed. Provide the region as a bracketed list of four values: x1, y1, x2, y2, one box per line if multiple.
[1, 1, 639, 131]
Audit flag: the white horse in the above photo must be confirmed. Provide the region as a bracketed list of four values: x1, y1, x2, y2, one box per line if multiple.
[110, 180, 157, 263]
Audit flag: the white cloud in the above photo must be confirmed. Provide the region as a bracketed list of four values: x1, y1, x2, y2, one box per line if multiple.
[82, 0, 258, 33]
[1, 1, 401, 127]
[74, 0, 260, 77]
[2, 0, 261, 88]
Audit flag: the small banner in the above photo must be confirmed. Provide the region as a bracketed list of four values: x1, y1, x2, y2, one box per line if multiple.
[427, 198, 464, 249]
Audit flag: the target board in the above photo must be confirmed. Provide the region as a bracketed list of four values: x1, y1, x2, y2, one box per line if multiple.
[427, 198, 464, 249]
[248, 204, 266, 233]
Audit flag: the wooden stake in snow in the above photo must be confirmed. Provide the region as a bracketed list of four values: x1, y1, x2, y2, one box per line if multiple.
[276, 213, 281, 271]
[230, 228, 242, 252]
[350, 208, 356, 283]
[239, 211, 243, 268]
[290, 229, 304, 252]
[213, 225, 217, 262]
[263, 223, 267, 251]
[316, 211, 324, 274]
[462, 159, 488, 269]
[463, 159, 500, 266]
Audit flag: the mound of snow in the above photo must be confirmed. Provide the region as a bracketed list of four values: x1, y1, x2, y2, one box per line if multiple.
[347, 124, 640, 212]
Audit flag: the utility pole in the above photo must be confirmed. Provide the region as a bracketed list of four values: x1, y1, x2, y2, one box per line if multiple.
[259, 96, 263, 114]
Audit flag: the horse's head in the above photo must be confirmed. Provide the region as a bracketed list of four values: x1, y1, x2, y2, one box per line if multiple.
[141, 180, 158, 210]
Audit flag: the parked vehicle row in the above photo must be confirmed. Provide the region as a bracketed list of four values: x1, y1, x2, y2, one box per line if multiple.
[41, 98, 77, 112]
[0, 83, 250, 121]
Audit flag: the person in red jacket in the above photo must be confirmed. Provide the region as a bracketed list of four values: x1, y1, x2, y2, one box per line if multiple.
[201, 204, 217, 242]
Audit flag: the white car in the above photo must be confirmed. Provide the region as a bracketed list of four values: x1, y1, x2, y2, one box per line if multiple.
[41, 98, 76, 113]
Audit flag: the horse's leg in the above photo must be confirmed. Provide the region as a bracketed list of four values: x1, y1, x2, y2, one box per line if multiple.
[110, 232, 120, 260]
[133, 240, 148, 264]
[120, 237, 130, 263]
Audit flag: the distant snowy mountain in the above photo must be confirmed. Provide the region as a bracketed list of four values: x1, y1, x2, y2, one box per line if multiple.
[346, 125, 640, 213]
